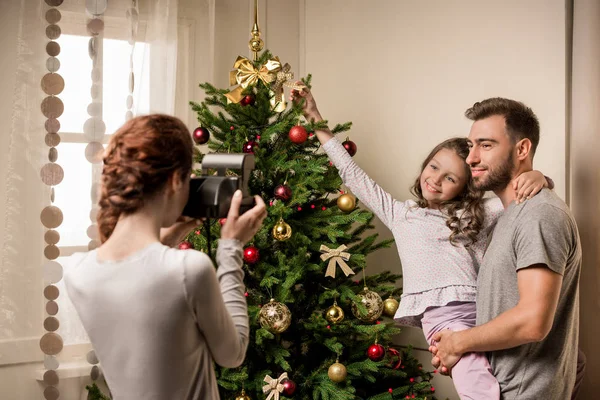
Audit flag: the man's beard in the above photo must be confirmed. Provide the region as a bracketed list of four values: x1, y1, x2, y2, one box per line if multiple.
[472, 152, 514, 192]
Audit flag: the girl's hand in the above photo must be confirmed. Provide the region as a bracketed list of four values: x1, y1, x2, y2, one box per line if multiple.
[160, 216, 203, 247]
[513, 171, 551, 204]
[290, 83, 321, 121]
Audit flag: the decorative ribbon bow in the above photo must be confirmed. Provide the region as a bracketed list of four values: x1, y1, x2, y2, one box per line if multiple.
[320, 244, 354, 278]
[225, 56, 281, 104]
[270, 63, 305, 112]
[262, 372, 288, 400]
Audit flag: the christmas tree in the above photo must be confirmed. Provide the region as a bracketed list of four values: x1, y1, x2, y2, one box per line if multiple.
[182, 15, 436, 400]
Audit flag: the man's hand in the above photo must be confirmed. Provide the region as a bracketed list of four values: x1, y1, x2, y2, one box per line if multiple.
[428, 330, 463, 375]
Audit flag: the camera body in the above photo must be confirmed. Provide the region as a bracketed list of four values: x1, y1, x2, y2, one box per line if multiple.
[182, 153, 256, 219]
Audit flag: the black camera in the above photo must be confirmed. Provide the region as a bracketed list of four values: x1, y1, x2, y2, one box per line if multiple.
[182, 153, 256, 219]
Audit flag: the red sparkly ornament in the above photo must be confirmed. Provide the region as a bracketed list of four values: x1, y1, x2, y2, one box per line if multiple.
[195, 230, 201, 235]
[192, 127, 210, 145]
[281, 379, 296, 396]
[289, 125, 308, 144]
[243, 246, 260, 264]
[230, 126, 235, 130]
[240, 94, 255, 106]
[178, 241, 193, 250]
[274, 184, 292, 201]
[387, 348, 402, 369]
[409, 378, 414, 383]
[342, 139, 357, 156]
[219, 218, 227, 226]
[367, 343, 385, 361]
[243, 140, 258, 154]
[388, 388, 393, 393]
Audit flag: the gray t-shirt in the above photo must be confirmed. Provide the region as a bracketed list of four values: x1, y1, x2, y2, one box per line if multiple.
[64, 239, 248, 400]
[476, 189, 581, 400]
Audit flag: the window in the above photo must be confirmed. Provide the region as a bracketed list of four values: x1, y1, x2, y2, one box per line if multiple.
[55, 28, 149, 346]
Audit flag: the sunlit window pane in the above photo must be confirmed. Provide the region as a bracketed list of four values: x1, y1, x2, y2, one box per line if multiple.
[104, 39, 150, 135]
[58, 35, 93, 133]
[53, 143, 94, 247]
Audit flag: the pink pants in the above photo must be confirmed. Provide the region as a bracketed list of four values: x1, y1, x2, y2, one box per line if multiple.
[421, 302, 500, 400]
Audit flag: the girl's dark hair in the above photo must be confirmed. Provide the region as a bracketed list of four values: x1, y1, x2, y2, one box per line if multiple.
[97, 114, 193, 243]
[410, 137, 485, 246]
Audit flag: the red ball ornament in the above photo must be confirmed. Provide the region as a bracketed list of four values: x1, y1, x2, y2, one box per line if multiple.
[243, 140, 258, 154]
[240, 94, 255, 106]
[243, 246, 260, 264]
[219, 218, 227, 226]
[274, 184, 292, 201]
[289, 125, 308, 144]
[192, 127, 210, 145]
[367, 343, 385, 361]
[281, 379, 296, 396]
[342, 139, 357, 156]
[178, 241, 193, 250]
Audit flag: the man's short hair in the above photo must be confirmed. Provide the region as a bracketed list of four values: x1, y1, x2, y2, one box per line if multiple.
[465, 97, 540, 156]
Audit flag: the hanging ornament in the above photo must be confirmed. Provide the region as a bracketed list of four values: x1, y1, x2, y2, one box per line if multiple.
[342, 138, 357, 156]
[219, 218, 227, 226]
[192, 127, 210, 145]
[337, 193, 356, 213]
[274, 184, 292, 201]
[367, 341, 386, 361]
[259, 299, 292, 333]
[382, 296, 400, 317]
[281, 379, 296, 396]
[240, 94, 256, 106]
[328, 360, 347, 383]
[243, 246, 260, 264]
[243, 140, 259, 154]
[351, 286, 383, 323]
[272, 217, 292, 241]
[178, 241, 193, 250]
[387, 347, 402, 369]
[235, 389, 252, 400]
[320, 244, 355, 278]
[325, 301, 344, 324]
[262, 372, 288, 400]
[288, 125, 308, 144]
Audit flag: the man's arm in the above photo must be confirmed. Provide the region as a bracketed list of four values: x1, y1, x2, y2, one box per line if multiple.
[433, 265, 562, 368]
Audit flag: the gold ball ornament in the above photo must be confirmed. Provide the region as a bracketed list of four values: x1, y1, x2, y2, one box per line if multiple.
[235, 389, 251, 400]
[249, 37, 264, 53]
[337, 193, 356, 213]
[272, 218, 292, 241]
[382, 297, 400, 318]
[325, 303, 345, 324]
[328, 361, 347, 382]
[351, 287, 383, 323]
[259, 298, 292, 333]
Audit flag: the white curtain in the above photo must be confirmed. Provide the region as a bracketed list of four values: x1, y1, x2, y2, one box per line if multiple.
[0, 0, 184, 397]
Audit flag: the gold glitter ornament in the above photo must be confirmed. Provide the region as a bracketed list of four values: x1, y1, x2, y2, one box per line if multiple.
[351, 287, 383, 323]
[259, 299, 292, 333]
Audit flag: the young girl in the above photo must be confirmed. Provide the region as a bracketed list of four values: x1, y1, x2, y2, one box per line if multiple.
[63, 115, 267, 399]
[291, 89, 551, 400]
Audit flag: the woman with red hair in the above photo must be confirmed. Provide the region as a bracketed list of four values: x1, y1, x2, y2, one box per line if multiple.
[64, 114, 267, 399]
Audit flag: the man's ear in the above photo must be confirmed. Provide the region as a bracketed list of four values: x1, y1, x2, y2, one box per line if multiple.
[515, 138, 532, 161]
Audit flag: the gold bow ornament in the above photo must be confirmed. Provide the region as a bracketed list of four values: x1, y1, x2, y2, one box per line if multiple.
[270, 63, 306, 112]
[225, 56, 280, 104]
[262, 372, 288, 400]
[224, 55, 306, 112]
[320, 244, 355, 278]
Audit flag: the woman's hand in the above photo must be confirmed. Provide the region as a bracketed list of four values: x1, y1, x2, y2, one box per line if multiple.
[160, 216, 202, 247]
[221, 190, 267, 245]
